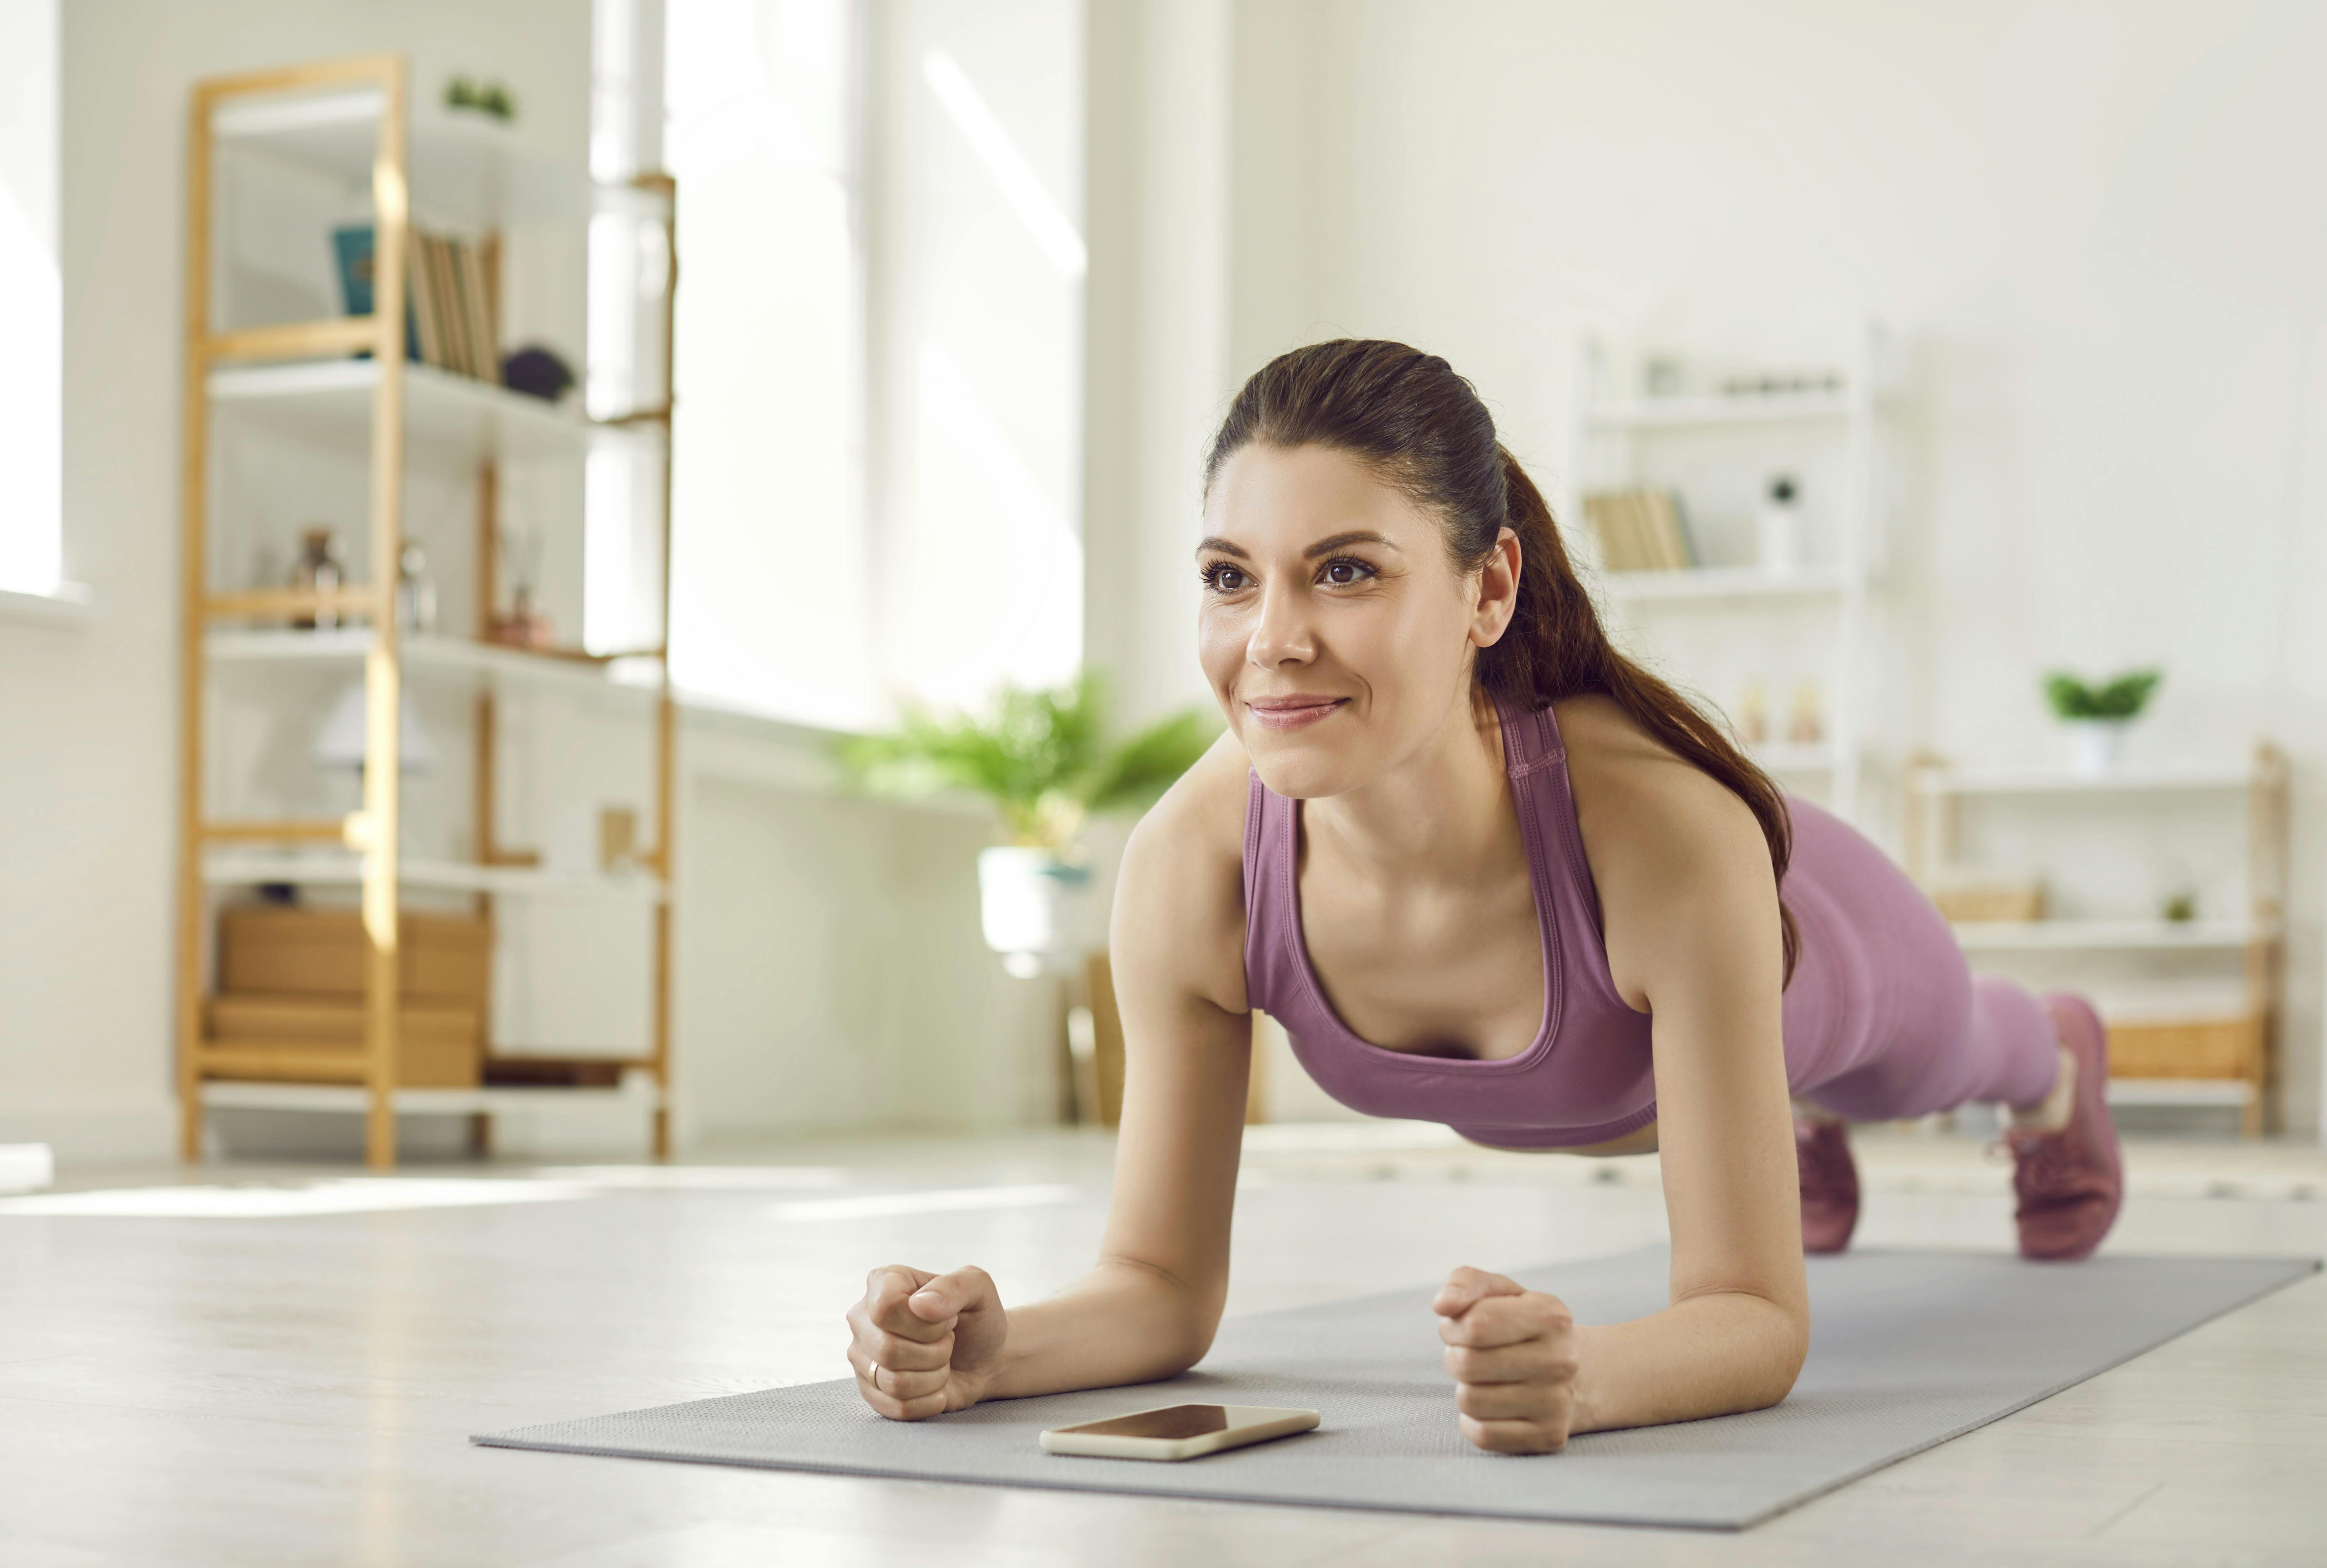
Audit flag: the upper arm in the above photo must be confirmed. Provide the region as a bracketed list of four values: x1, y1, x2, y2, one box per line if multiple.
[1098, 734, 1257, 1326]
[1576, 738, 1807, 1324]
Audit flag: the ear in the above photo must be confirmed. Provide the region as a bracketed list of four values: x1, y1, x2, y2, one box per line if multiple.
[1470, 527, 1521, 648]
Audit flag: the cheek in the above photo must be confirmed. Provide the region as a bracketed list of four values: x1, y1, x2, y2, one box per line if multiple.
[1195, 605, 1247, 685]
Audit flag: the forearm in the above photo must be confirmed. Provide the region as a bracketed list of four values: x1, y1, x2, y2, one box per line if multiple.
[1569, 1290, 1808, 1434]
[982, 1258, 1220, 1401]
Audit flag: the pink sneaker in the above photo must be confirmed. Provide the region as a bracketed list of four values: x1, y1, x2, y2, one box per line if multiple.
[1796, 1114, 1859, 1254]
[2005, 993, 2123, 1261]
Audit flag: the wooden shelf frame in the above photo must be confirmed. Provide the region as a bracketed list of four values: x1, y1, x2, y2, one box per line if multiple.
[1904, 743, 2290, 1134]
[177, 55, 680, 1170]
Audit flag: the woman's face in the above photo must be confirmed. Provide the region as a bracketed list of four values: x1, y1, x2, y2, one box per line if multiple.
[1197, 442, 1516, 800]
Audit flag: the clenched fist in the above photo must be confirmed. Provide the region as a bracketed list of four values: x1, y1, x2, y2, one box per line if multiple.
[1434, 1266, 1582, 1454]
[845, 1264, 1010, 1420]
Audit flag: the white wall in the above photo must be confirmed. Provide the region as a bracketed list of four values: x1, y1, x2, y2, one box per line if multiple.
[1218, 0, 2327, 1134]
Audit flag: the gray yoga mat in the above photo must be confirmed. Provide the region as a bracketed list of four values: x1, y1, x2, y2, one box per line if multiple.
[477, 1248, 2317, 1530]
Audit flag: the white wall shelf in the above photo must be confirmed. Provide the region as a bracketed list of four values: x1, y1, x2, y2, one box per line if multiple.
[1568, 325, 1881, 822]
[212, 88, 592, 226]
[200, 1073, 661, 1117]
[203, 852, 668, 903]
[1949, 919, 2258, 952]
[1601, 564, 1847, 602]
[209, 359, 622, 463]
[1584, 392, 1853, 430]
[209, 629, 660, 709]
[2105, 1079, 2255, 1109]
[183, 56, 680, 1169]
[1919, 764, 2252, 797]
[1906, 745, 2288, 1134]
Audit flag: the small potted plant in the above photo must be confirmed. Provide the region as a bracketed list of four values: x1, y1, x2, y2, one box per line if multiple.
[838, 675, 1216, 977]
[2042, 668, 2161, 777]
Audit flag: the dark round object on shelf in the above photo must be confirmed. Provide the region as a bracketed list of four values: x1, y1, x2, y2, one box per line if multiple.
[502, 345, 576, 403]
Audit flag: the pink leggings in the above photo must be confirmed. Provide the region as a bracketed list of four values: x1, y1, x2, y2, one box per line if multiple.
[1801, 973, 2061, 1121]
[1779, 801, 2062, 1120]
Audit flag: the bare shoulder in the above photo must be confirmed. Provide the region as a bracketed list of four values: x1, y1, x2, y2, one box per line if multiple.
[1555, 696, 1765, 861]
[1109, 730, 1254, 1017]
[1553, 695, 1778, 995]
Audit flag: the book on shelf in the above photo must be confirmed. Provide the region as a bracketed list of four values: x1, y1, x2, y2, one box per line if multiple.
[1583, 487, 1697, 572]
[331, 224, 502, 384]
[328, 225, 419, 362]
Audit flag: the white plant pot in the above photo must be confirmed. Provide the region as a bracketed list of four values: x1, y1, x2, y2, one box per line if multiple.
[2064, 718, 2130, 778]
[978, 847, 1094, 978]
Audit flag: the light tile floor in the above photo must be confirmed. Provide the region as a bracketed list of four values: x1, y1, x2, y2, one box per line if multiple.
[0, 1127, 2321, 1567]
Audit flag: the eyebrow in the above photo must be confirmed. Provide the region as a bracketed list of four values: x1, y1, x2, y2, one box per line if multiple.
[1193, 530, 1401, 560]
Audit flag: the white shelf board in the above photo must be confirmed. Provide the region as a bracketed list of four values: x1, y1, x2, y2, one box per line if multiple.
[1920, 763, 2252, 796]
[209, 359, 621, 462]
[211, 90, 592, 225]
[208, 629, 661, 709]
[2104, 1078, 2254, 1108]
[1585, 392, 1854, 430]
[1602, 564, 1847, 601]
[1949, 919, 2257, 952]
[199, 1073, 661, 1117]
[204, 852, 667, 903]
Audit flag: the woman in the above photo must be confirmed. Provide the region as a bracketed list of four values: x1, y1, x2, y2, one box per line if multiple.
[845, 340, 2122, 1454]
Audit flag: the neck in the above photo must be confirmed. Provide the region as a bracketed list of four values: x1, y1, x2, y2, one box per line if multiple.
[1304, 685, 1520, 882]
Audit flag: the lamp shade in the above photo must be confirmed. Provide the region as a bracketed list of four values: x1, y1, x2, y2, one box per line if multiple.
[313, 680, 437, 773]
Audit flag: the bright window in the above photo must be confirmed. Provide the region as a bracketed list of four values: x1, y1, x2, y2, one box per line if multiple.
[0, 0, 61, 599]
[662, 0, 873, 728]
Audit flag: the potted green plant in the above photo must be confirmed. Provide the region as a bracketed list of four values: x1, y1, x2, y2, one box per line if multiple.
[2042, 668, 2161, 777]
[837, 675, 1217, 976]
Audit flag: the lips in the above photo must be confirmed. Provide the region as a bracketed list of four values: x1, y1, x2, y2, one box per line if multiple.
[1245, 696, 1346, 733]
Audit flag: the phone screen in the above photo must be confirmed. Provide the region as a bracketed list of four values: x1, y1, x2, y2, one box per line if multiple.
[1054, 1404, 1232, 1440]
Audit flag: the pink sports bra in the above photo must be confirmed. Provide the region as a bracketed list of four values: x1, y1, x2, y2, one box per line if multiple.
[1240, 696, 1658, 1148]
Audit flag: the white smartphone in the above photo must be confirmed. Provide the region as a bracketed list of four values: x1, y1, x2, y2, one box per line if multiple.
[1038, 1403, 1320, 1462]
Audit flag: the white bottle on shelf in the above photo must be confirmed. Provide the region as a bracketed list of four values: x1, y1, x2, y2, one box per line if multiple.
[1757, 474, 1801, 576]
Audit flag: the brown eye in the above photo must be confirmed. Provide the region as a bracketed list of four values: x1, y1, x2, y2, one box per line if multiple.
[1321, 558, 1375, 586]
[1202, 563, 1251, 593]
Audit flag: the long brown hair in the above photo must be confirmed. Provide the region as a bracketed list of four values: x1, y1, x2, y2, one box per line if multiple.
[1204, 338, 1800, 983]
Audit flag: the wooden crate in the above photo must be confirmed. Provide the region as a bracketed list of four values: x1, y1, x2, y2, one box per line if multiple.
[219, 906, 491, 1002]
[2105, 1014, 2259, 1080]
[204, 995, 482, 1088]
[1932, 881, 2045, 923]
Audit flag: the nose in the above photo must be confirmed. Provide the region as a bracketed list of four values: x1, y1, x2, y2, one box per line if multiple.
[1247, 579, 1315, 670]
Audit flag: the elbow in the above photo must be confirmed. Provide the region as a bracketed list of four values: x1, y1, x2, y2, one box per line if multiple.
[1146, 1304, 1223, 1381]
[1097, 1253, 1225, 1380]
[1678, 1285, 1808, 1413]
[1751, 1302, 1811, 1411]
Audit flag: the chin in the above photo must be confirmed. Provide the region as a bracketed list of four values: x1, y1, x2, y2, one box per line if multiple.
[1239, 726, 1370, 801]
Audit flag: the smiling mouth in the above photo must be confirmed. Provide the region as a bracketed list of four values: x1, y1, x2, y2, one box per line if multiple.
[1245, 697, 1346, 733]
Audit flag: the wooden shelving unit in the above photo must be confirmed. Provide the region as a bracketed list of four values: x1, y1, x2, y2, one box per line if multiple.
[1905, 748, 2289, 1135]
[177, 54, 678, 1169]
[1566, 325, 1885, 821]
